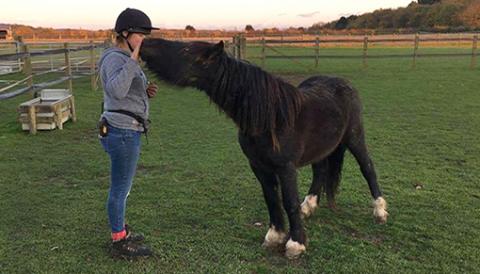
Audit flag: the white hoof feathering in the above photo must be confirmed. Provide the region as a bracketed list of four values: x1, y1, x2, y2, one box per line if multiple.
[373, 197, 389, 224]
[263, 226, 287, 248]
[285, 238, 306, 259]
[301, 195, 318, 218]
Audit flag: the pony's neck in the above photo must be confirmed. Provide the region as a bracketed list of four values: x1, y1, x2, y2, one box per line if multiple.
[203, 56, 249, 114]
[198, 54, 303, 136]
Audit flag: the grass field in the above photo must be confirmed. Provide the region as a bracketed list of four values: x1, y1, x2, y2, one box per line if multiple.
[1, 47, 479, 273]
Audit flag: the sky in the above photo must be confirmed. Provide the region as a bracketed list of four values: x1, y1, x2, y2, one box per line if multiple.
[1, 0, 413, 30]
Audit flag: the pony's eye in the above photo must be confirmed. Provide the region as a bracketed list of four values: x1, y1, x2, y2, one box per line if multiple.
[180, 48, 190, 56]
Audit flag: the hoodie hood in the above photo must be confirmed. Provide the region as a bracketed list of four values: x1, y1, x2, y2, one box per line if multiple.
[98, 47, 130, 68]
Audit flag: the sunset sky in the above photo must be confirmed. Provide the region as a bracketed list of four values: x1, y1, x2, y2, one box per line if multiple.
[1, 0, 413, 30]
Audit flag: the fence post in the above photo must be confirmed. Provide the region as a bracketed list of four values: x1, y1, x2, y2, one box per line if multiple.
[236, 35, 241, 59]
[471, 35, 478, 69]
[363, 35, 369, 69]
[89, 40, 97, 91]
[315, 34, 320, 68]
[64, 43, 73, 93]
[14, 38, 21, 72]
[20, 40, 33, 91]
[412, 33, 419, 69]
[234, 34, 240, 60]
[237, 34, 242, 59]
[233, 35, 238, 59]
[18, 36, 24, 71]
[281, 33, 284, 46]
[232, 35, 237, 59]
[49, 44, 54, 71]
[261, 36, 266, 68]
[240, 34, 247, 60]
[235, 34, 241, 60]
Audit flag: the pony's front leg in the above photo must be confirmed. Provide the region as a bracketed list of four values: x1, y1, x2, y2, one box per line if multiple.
[249, 164, 287, 248]
[277, 163, 306, 259]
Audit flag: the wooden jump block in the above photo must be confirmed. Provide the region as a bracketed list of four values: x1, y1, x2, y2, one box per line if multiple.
[17, 89, 77, 134]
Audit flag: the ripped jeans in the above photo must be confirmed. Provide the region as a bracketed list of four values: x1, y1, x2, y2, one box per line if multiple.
[100, 125, 142, 233]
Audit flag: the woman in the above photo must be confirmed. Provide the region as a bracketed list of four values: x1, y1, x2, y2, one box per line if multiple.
[98, 8, 158, 258]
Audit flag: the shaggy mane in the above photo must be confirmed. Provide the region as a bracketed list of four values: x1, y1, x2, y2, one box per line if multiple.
[204, 54, 304, 141]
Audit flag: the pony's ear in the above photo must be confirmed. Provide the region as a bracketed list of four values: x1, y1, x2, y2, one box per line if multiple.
[205, 41, 224, 59]
[213, 40, 224, 52]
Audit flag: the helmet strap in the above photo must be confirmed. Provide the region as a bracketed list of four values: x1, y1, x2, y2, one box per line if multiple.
[121, 32, 134, 52]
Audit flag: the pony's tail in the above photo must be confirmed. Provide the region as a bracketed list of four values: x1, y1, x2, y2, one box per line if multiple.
[324, 144, 347, 208]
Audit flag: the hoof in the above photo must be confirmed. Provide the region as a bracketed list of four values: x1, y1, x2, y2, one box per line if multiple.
[262, 226, 287, 248]
[373, 197, 389, 224]
[300, 195, 318, 219]
[285, 238, 306, 259]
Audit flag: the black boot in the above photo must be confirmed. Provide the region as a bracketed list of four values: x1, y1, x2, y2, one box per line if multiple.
[125, 224, 145, 242]
[111, 238, 153, 258]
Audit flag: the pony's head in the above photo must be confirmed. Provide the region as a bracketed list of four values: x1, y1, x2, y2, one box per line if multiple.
[141, 38, 304, 149]
[140, 38, 225, 87]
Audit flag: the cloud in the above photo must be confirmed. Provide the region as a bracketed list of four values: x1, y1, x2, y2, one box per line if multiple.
[297, 11, 320, 18]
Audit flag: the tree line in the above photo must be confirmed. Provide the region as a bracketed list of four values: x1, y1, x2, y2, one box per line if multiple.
[311, 0, 480, 33]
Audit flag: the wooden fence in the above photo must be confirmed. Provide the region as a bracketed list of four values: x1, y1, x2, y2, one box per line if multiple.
[1, 33, 478, 100]
[231, 33, 479, 69]
[0, 38, 105, 100]
[0, 41, 22, 74]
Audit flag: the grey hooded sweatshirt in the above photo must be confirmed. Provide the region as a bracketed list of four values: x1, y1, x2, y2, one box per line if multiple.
[98, 47, 149, 132]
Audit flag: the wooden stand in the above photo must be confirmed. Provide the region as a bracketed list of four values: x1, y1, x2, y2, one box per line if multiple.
[17, 89, 76, 134]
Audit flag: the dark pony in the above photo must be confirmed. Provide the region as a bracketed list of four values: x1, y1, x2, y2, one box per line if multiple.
[140, 39, 389, 259]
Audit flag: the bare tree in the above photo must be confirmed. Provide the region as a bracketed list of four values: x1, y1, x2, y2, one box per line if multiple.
[185, 25, 196, 32]
[245, 25, 255, 32]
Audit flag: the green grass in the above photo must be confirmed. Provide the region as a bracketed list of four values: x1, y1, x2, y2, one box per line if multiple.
[1, 47, 479, 273]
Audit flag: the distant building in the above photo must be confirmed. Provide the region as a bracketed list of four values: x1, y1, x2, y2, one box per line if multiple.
[0, 28, 13, 40]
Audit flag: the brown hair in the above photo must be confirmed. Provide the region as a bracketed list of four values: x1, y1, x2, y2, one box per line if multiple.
[114, 34, 126, 46]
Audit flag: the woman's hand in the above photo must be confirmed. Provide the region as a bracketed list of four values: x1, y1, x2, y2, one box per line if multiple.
[146, 82, 158, 98]
[130, 36, 144, 62]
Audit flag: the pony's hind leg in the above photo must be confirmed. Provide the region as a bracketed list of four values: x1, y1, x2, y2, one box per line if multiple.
[347, 129, 388, 224]
[301, 145, 346, 218]
[249, 164, 287, 248]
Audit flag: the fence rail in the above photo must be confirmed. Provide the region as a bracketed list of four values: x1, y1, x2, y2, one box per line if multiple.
[0, 44, 102, 61]
[0, 38, 105, 100]
[233, 33, 479, 69]
[253, 52, 474, 59]
[1, 33, 478, 100]
[251, 37, 476, 44]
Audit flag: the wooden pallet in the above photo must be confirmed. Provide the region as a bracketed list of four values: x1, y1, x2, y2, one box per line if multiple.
[17, 89, 77, 134]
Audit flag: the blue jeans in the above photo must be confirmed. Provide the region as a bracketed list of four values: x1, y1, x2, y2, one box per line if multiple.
[100, 125, 142, 233]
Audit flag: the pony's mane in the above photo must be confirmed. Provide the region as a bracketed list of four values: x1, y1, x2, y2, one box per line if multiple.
[205, 54, 304, 140]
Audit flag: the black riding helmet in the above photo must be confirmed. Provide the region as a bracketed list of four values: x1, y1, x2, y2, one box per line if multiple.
[115, 8, 159, 35]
